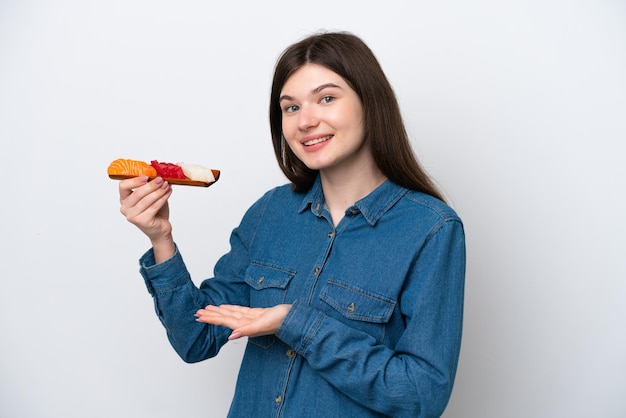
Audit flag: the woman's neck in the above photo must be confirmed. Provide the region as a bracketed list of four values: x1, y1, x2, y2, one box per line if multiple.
[320, 165, 387, 227]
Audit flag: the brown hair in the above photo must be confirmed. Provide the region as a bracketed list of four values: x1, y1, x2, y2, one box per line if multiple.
[269, 31, 445, 202]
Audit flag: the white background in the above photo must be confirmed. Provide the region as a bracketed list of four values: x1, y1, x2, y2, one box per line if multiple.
[1, 1, 624, 417]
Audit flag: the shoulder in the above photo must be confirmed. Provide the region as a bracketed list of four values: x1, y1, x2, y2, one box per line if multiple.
[253, 183, 301, 206]
[242, 183, 302, 218]
[389, 190, 464, 241]
[395, 191, 466, 250]
[402, 190, 462, 224]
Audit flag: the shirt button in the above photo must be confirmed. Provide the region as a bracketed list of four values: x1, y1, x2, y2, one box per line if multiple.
[258, 276, 264, 284]
[286, 349, 295, 358]
[350, 208, 358, 215]
[314, 267, 321, 276]
[328, 231, 334, 238]
[347, 302, 355, 313]
[275, 395, 282, 404]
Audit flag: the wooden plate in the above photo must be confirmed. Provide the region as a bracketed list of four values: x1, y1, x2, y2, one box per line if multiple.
[109, 170, 220, 187]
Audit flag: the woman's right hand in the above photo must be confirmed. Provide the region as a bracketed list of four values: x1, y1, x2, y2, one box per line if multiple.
[119, 176, 175, 262]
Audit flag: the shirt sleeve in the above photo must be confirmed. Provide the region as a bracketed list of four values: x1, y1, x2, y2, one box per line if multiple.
[138, 194, 268, 363]
[138, 246, 231, 363]
[276, 218, 466, 418]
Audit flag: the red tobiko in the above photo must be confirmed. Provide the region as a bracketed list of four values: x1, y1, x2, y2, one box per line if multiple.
[150, 160, 187, 179]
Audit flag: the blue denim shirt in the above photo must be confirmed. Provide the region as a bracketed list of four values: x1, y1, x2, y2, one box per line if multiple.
[139, 176, 465, 418]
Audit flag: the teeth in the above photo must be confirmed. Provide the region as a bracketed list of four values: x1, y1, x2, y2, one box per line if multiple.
[304, 135, 331, 146]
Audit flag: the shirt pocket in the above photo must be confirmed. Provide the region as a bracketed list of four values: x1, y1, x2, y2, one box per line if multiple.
[244, 262, 296, 308]
[320, 279, 396, 344]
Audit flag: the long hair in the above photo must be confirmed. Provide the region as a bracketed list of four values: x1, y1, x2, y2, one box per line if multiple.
[269, 31, 445, 202]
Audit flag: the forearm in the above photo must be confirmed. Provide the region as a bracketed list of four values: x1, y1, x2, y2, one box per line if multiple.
[139, 247, 230, 363]
[155, 279, 231, 362]
[151, 233, 176, 264]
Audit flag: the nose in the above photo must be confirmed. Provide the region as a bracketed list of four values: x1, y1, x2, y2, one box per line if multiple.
[297, 104, 319, 131]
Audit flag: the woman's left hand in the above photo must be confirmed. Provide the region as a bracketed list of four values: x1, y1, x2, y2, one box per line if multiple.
[195, 304, 291, 340]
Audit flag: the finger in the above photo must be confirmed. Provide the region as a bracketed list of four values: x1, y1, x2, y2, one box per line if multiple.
[195, 306, 237, 321]
[202, 309, 248, 323]
[200, 305, 253, 319]
[122, 180, 171, 220]
[201, 305, 224, 312]
[195, 313, 225, 324]
[118, 176, 149, 199]
[123, 191, 170, 226]
[141, 186, 172, 217]
[229, 322, 263, 340]
[215, 305, 255, 317]
[195, 307, 224, 317]
[120, 176, 169, 205]
[228, 331, 243, 340]
[194, 309, 225, 322]
[195, 312, 246, 330]
[197, 307, 260, 329]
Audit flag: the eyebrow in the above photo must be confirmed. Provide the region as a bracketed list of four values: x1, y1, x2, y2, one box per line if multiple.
[279, 83, 342, 103]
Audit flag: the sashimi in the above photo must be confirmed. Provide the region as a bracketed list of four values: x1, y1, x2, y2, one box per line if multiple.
[150, 160, 186, 179]
[107, 158, 157, 177]
[177, 162, 216, 183]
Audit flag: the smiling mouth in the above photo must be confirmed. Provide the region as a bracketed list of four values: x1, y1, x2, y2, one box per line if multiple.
[303, 135, 333, 146]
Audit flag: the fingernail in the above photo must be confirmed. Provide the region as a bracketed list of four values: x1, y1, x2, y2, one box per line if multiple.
[228, 332, 241, 340]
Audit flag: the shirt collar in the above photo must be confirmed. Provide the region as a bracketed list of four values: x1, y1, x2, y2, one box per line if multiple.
[298, 175, 409, 226]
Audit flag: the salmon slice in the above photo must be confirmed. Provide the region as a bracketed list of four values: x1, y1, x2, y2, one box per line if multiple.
[107, 158, 157, 177]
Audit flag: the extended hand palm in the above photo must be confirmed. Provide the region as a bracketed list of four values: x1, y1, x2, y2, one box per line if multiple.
[195, 304, 291, 340]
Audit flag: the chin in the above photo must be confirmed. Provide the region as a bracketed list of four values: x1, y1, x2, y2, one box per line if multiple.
[302, 161, 329, 171]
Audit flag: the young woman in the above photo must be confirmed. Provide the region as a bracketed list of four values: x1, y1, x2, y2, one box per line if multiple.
[118, 31, 465, 418]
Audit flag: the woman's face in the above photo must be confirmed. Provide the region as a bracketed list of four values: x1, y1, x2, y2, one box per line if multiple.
[279, 63, 370, 175]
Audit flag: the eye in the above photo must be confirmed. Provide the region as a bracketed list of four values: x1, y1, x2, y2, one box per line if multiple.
[283, 104, 299, 113]
[320, 96, 334, 104]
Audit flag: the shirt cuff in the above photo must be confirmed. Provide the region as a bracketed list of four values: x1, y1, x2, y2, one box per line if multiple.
[276, 299, 324, 355]
[138, 245, 190, 295]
